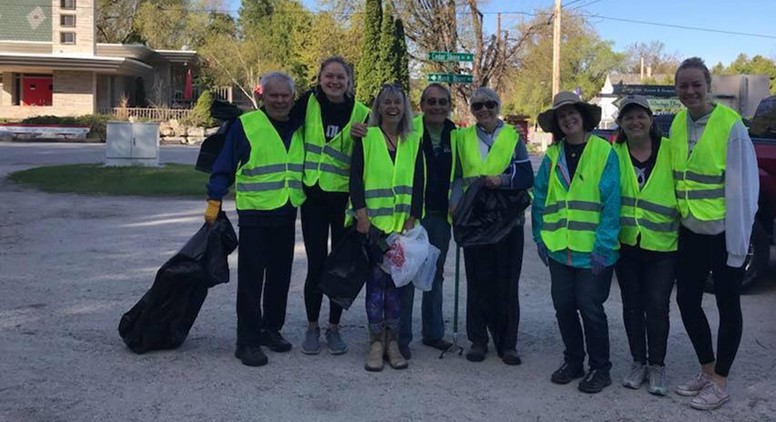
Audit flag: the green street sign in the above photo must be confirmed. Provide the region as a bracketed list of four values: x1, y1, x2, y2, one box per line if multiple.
[427, 73, 473, 84]
[428, 51, 474, 62]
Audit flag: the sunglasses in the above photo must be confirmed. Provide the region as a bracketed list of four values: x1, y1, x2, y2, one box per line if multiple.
[424, 98, 449, 106]
[471, 100, 497, 111]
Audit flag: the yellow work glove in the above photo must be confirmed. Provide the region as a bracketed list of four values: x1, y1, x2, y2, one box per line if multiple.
[204, 199, 221, 225]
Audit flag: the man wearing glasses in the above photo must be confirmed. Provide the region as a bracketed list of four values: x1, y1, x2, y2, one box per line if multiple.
[395, 83, 457, 359]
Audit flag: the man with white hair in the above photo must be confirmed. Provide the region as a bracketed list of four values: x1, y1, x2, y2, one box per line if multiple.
[205, 72, 304, 367]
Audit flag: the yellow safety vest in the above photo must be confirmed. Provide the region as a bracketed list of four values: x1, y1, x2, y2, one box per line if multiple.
[450, 124, 519, 192]
[669, 104, 739, 222]
[357, 127, 421, 233]
[540, 136, 611, 253]
[302, 95, 370, 192]
[614, 138, 679, 252]
[235, 110, 306, 210]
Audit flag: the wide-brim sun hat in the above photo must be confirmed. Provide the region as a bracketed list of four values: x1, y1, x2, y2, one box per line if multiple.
[537, 91, 602, 133]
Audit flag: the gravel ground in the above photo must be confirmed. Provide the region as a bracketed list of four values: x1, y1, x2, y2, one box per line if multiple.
[1, 143, 775, 422]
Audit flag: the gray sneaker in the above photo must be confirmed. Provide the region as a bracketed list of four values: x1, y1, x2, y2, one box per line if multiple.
[690, 382, 730, 410]
[622, 362, 647, 389]
[675, 372, 712, 397]
[301, 327, 321, 355]
[647, 365, 668, 396]
[326, 328, 348, 355]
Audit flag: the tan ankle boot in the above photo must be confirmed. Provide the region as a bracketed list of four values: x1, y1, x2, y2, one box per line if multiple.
[384, 328, 408, 370]
[364, 330, 384, 372]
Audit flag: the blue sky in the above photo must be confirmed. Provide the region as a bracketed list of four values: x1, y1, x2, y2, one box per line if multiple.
[227, 0, 776, 66]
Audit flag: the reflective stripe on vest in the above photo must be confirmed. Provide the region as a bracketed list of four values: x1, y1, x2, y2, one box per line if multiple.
[450, 123, 519, 192]
[235, 110, 306, 210]
[540, 136, 611, 253]
[614, 138, 679, 252]
[302, 95, 370, 192]
[356, 126, 421, 233]
[669, 104, 739, 222]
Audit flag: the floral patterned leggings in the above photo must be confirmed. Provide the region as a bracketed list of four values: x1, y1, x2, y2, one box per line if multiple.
[365, 265, 401, 335]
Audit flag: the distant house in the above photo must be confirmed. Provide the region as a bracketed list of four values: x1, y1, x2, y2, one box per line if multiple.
[0, 0, 198, 119]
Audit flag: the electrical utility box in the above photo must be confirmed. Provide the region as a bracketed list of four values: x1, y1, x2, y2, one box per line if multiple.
[105, 122, 160, 167]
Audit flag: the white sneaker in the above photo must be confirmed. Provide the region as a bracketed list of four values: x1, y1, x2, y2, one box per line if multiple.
[690, 382, 730, 410]
[675, 372, 712, 397]
[622, 362, 647, 389]
[647, 365, 668, 396]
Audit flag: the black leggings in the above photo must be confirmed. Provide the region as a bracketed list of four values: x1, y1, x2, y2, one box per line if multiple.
[676, 227, 744, 377]
[300, 190, 349, 325]
[615, 248, 676, 366]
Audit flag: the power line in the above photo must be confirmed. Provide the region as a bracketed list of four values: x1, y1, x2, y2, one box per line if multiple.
[584, 13, 776, 40]
[569, 0, 606, 11]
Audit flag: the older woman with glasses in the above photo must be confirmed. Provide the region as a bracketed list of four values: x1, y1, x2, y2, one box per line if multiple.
[449, 87, 534, 365]
[349, 84, 424, 372]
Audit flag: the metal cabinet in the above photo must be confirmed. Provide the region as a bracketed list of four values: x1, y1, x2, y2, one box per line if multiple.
[105, 122, 160, 167]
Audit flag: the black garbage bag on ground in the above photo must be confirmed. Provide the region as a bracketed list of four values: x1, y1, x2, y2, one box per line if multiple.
[319, 228, 376, 310]
[118, 212, 238, 354]
[452, 178, 531, 247]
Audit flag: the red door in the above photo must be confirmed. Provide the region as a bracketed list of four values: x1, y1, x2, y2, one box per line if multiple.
[22, 77, 53, 106]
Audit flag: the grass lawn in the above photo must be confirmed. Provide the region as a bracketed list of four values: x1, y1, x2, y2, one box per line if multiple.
[8, 163, 213, 198]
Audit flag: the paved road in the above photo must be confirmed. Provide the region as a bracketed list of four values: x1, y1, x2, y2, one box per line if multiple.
[1, 142, 775, 422]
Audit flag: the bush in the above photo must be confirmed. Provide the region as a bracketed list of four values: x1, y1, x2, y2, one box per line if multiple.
[182, 90, 215, 128]
[20, 114, 116, 141]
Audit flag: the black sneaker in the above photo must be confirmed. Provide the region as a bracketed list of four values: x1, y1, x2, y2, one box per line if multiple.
[465, 343, 488, 362]
[234, 345, 268, 367]
[550, 362, 585, 384]
[259, 329, 292, 353]
[578, 369, 612, 394]
[422, 338, 453, 351]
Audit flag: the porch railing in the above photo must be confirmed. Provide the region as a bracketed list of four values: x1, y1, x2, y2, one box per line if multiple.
[99, 107, 193, 122]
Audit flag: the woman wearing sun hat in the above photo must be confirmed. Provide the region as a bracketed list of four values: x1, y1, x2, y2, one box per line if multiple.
[531, 91, 620, 394]
[612, 95, 679, 396]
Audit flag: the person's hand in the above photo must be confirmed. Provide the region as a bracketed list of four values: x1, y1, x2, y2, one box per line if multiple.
[591, 254, 607, 276]
[204, 199, 221, 225]
[403, 217, 416, 232]
[536, 242, 549, 267]
[351, 123, 368, 138]
[356, 216, 371, 234]
[485, 175, 502, 189]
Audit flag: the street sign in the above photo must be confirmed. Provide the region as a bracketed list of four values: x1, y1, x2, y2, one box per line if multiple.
[428, 51, 474, 62]
[427, 73, 473, 84]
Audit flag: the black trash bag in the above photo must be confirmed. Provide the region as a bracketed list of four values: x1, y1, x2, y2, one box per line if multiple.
[118, 212, 238, 354]
[452, 178, 531, 247]
[319, 228, 373, 310]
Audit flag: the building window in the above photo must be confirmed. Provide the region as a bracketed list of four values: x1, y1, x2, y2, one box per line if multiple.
[60, 32, 76, 45]
[60, 14, 76, 27]
[61, 0, 76, 10]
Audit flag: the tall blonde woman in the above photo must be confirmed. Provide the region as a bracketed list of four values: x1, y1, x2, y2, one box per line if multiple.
[670, 57, 758, 410]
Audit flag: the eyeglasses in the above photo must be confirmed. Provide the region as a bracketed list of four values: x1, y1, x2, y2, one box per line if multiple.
[424, 98, 449, 106]
[471, 100, 497, 111]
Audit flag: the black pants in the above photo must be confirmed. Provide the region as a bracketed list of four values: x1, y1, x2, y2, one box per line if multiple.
[615, 248, 676, 366]
[463, 226, 524, 354]
[549, 259, 613, 371]
[236, 223, 295, 347]
[676, 227, 744, 377]
[300, 191, 348, 325]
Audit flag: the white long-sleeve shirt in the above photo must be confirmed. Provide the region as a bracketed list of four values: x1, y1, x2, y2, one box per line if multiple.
[676, 110, 759, 267]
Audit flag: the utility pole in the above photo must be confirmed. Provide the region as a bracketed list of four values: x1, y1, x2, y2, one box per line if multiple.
[552, 0, 562, 97]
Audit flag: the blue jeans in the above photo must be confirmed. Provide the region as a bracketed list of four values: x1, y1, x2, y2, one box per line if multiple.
[549, 259, 613, 371]
[399, 213, 451, 345]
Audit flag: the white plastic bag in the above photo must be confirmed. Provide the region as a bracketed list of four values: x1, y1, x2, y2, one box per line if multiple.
[380, 225, 431, 288]
[412, 243, 440, 292]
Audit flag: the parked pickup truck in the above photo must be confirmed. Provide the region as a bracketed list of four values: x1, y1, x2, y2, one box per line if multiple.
[743, 95, 776, 289]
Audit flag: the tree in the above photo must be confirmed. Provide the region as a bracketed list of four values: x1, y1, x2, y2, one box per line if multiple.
[96, 0, 144, 43]
[297, 11, 363, 88]
[393, 19, 411, 93]
[501, 9, 625, 120]
[393, 0, 546, 120]
[713, 54, 776, 94]
[356, 0, 383, 104]
[623, 41, 680, 76]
